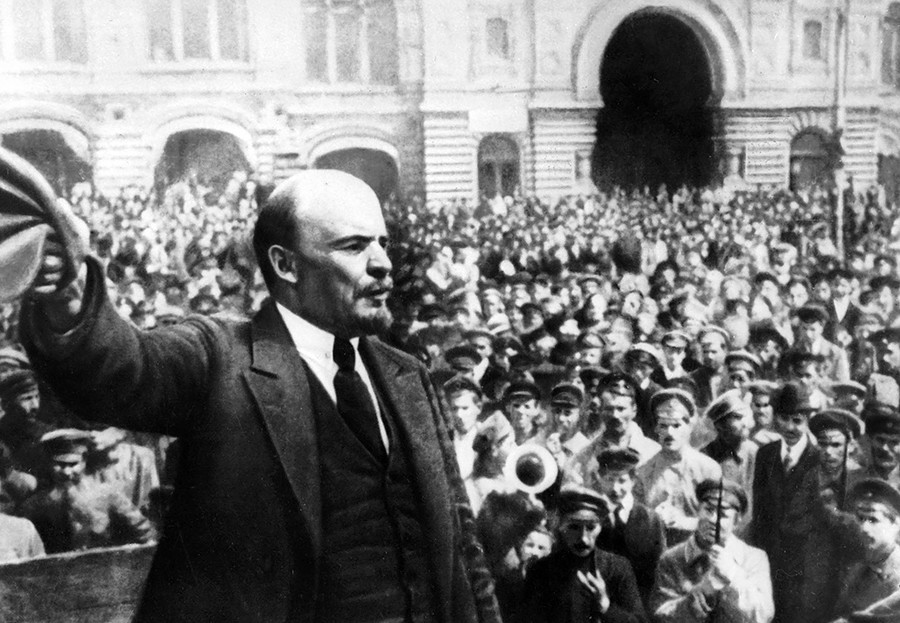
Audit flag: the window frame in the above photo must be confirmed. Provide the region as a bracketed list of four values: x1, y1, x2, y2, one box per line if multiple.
[146, 0, 250, 66]
[0, 0, 88, 66]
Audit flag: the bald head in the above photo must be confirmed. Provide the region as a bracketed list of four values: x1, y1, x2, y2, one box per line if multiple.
[254, 170, 381, 290]
[253, 170, 393, 337]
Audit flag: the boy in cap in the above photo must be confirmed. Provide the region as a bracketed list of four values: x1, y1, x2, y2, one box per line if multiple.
[810, 409, 864, 504]
[701, 390, 758, 526]
[637, 389, 721, 545]
[650, 479, 774, 623]
[594, 448, 666, 608]
[522, 486, 645, 623]
[831, 479, 900, 620]
[443, 374, 485, 502]
[546, 382, 590, 463]
[750, 382, 823, 623]
[503, 380, 544, 446]
[747, 381, 781, 446]
[651, 330, 692, 385]
[830, 380, 868, 416]
[21, 429, 154, 553]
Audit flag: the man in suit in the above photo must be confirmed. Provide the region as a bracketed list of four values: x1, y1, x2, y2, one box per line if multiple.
[827, 267, 862, 342]
[522, 486, 646, 623]
[594, 447, 666, 608]
[749, 382, 822, 623]
[21, 170, 500, 623]
[785, 304, 851, 382]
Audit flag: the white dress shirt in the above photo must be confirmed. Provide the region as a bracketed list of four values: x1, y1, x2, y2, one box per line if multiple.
[779, 432, 808, 471]
[276, 303, 390, 452]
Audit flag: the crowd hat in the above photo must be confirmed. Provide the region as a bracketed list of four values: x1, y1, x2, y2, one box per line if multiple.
[550, 383, 584, 407]
[847, 478, 900, 518]
[40, 429, 93, 462]
[696, 478, 748, 514]
[442, 374, 482, 399]
[596, 447, 641, 473]
[557, 485, 608, 517]
[809, 408, 864, 440]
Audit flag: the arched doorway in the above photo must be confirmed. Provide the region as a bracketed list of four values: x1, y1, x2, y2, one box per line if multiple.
[592, 12, 717, 191]
[790, 130, 830, 191]
[1, 129, 91, 195]
[155, 130, 250, 193]
[478, 135, 520, 199]
[313, 148, 398, 204]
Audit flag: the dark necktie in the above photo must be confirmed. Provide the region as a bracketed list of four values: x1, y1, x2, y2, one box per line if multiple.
[333, 338, 386, 461]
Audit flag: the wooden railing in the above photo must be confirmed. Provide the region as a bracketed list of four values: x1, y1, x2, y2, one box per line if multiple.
[0, 543, 155, 622]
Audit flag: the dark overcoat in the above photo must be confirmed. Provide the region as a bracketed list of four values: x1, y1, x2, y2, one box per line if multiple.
[21, 260, 500, 623]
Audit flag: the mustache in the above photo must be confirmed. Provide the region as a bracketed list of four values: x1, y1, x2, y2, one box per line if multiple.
[359, 280, 393, 296]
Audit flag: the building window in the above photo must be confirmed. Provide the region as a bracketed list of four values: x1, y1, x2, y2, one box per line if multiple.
[883, 4, 900, 88]
[303, 0, 399, 85]
[486, 17, 509, 59]
[147, 0, 248, 62]
[0, 0, 87, 63]
[802, 20, 823, 60]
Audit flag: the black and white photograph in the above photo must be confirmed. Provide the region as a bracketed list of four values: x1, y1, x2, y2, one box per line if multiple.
[1, 0, 900, 622]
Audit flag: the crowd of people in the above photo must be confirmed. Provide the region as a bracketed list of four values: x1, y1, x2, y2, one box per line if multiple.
[1, 170, 900, 622]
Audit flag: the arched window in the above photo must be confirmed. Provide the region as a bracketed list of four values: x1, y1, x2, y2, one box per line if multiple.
[0, 0, 86, 63]
[303, 0, 399, 85]
[147, 0, 248, 62]
[882, 3, 900, 87]
[478, 135, 520, 199]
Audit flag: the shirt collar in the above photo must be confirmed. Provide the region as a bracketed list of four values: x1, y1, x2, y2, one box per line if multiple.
[275, 302, 359, 364]
[780, 431, 808, 465]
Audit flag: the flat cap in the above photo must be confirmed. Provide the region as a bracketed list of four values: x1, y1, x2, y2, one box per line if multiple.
[0, 369, 38, 399]
[558, 485, 608, 517]
[810, 408, 864, 439]
[829, 380, 867, 399]
[698, 325, 731, 345]
[725, 350, 761, 373]
[443, 374, 482, 398]
[696, 478, 748, 514]
[661, 330, 691, 348]
[597, 372, 639, 398]
[705, 389, 752, 423]
[503, 379, 541, 403]
[650, 388, 697, 421]
[551, 382, 584, 407]
[596, 447, 641, 473]
[746, 380, 779, 396]
[444, 344, 483, 369]
[40, 429, 93, 461]
[624, 343, 663, 369]
[848, 478, 900, 517]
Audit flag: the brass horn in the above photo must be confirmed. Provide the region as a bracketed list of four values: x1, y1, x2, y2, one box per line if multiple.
[504, 443, 559, 495]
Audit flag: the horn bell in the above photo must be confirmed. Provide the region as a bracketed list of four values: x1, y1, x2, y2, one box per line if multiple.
[504, 443, 560, 495]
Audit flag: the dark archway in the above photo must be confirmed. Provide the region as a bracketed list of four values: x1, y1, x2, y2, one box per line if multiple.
[314, 148, 398, 204]
[1, 130, 91, 195]
[155, 130, 250, 192]
[789, 130, 830, 191]
[478, 135, 520, 199]
[593, 12, 717, 191]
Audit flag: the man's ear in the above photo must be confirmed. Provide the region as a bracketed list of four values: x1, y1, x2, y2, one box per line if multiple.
[269, 245, 299, 284]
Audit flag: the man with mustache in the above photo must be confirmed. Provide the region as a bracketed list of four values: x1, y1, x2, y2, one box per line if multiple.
[749, 382, 822, 623]
[635, 388, 721, 546]
[21, 170, 500, 623]
[522, 486, 645, 623]
[854, 405, 900, 488]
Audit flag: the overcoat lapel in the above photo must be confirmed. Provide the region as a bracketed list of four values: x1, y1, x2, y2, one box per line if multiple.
[243, 302, 323, 567]
[361, 337, 455, 620]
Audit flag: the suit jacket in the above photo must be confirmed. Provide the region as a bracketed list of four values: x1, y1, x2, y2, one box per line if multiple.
[21, 259, 500, 623]
[596, 502, 666, 607]
[522, 548, 646, 623]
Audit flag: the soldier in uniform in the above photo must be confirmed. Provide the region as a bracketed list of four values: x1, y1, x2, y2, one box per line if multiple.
[636, 388, 721, 545]
[701, 390, 758, 527]
[21, 429, 155, 553]
[650, 479, 774, 623]
[831, 479, 900, 620]
[858, 406, 900, 488]
[522, 486, 645, 623]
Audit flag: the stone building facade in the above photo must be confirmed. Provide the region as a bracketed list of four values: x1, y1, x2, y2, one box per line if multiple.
[1, 0, 899, 202]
